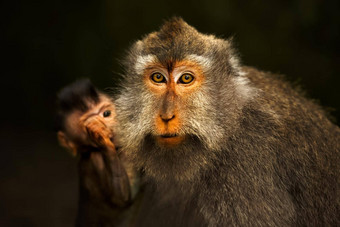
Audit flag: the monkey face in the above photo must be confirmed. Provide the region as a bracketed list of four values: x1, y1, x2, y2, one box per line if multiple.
[91, 94, 117, 131]
[62, 94, 117, 149]
[78, 95, 117, 144]
[142, 59, 205, 147]
[115, 18, 245, 152]
[115, 18, 255, 180]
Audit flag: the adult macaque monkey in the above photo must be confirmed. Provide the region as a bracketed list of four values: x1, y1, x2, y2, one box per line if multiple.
[111, 17, 340, 226]
[57, 18, 339, 226]
[55, 79, 138, 226]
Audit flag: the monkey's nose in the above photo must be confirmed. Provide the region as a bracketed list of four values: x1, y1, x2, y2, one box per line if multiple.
[160, 114, 175, 122]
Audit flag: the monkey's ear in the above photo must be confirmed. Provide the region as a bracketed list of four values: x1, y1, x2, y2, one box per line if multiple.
[57, 131, 78, 156]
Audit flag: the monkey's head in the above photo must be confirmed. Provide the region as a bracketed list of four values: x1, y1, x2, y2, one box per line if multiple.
[56, 79, 117, 155]
[115, 18, 256, 182]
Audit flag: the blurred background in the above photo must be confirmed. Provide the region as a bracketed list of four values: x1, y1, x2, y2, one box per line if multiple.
[1, 0, 339, 226]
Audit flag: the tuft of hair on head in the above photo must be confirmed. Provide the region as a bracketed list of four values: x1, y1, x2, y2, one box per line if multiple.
[55, 79, 99, 131]
[159, 17, 190, 33]
[156, 17, 199, 42]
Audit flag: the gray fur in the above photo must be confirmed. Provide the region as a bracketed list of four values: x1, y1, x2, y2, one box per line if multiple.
[113, 17, 339, 226]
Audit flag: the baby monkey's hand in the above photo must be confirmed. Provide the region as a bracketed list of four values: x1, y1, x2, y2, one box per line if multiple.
[80, 110, 115, 153]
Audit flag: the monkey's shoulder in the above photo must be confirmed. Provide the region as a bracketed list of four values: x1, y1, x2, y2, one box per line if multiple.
[242, 66, 337, 126]
[242, 66, 306, 99]
[238, 66, 340, 155]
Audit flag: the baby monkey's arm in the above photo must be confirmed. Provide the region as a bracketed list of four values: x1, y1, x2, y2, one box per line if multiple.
[56, 79, 132, 208]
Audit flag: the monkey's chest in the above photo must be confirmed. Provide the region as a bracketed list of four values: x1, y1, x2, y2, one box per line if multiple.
[132, 188, 206, 227]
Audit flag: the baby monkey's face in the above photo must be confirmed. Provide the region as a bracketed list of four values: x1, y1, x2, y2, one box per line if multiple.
[59, 93, 117, 154]
[77, 94, 117, 148]
[84, 94, 117, 130]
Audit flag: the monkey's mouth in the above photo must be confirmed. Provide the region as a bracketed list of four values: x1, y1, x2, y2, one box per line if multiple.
[156, 133, 185, 147]
[160, 133, 178, 138]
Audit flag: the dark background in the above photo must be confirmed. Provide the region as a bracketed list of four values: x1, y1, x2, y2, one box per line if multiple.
[1, 0, 339, 226]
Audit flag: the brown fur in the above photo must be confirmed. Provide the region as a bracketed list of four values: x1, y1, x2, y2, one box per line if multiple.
[61, 18, 340, 226]
[55, 80, 135, 226]
[111, 17, 340, 226]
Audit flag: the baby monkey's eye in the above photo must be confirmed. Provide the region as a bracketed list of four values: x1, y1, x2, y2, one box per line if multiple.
[103, 110, 111, 117]
[179, 73, 194, 84]
[151, 73, 166, 83]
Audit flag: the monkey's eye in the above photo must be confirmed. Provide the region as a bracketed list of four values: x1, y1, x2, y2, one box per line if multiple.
[103, 110, 111, 117]
[178, 73, 194, 84]
[151, 73, 166, 83]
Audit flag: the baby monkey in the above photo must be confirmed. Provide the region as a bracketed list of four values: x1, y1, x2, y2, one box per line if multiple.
[56, 79, 116, 156]
[55, 79, 131, 213]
